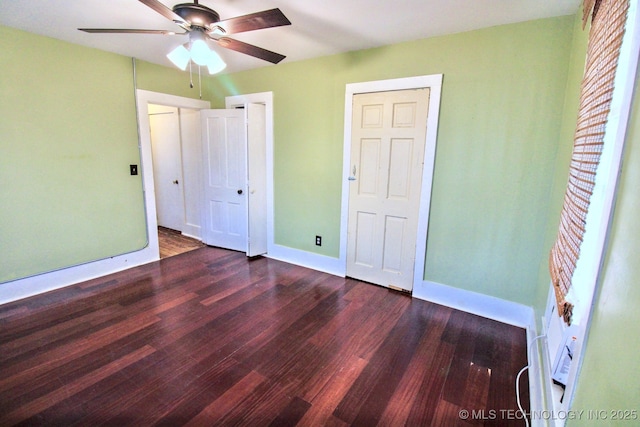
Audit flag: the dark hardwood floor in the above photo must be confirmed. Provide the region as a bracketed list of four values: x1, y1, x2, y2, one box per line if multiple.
[0, 247, 529, 426]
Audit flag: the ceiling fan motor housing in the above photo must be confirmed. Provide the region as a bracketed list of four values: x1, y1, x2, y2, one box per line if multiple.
[173, 3, 220, 27]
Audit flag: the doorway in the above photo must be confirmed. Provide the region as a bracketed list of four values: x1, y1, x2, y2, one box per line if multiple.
[148, 103, 203, 250]
[136, 90, 210, 259]
[339, 76, 443, 293]
[136, 90, 273, 260]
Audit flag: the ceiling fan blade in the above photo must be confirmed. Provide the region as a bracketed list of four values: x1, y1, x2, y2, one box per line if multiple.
[79, 28, 182, 35]
[139, 0, 190, 28]
[214, 8, 291, 34]
[215, 37, 286, 64]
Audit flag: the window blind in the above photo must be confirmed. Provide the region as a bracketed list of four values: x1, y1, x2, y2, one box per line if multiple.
[549, 0, 629, 324]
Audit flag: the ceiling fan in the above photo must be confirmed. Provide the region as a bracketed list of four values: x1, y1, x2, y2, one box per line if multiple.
[79, 0, 291, 72]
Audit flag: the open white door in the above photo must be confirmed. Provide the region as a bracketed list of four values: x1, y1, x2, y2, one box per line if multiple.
[201, 109, 247, 252]
[247, 103, 268, 256]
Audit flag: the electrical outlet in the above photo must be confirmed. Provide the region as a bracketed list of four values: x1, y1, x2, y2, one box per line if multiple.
[315, 235, 322, 246]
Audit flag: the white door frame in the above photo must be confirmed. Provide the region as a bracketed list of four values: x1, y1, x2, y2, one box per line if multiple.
[340, 75, 443, 291]
[136, 90, 210, 258]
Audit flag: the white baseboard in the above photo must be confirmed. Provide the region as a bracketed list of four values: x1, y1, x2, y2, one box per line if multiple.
[0, 246, 159, 306]
[413, 280, 535, 328]
[1, 242, 335, 307]
[266, 244, 345, 277]
[527, 326, 552, 427]
[181, 224, 201, 241]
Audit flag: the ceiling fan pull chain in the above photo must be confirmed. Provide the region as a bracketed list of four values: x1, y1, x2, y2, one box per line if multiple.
[189, 60, 194, 89]
[198, 65, 202, 99]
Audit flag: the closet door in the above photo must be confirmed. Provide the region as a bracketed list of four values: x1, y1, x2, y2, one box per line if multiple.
[149, 105, 185, 232]
[201, 109, 247, 251]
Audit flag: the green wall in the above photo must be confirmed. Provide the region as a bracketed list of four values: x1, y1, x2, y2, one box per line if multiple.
[1, 16, 577, 308]
[0, 26, 148, 283]
[568, 55, 640, 425]
[0, 26, 206, 284]
[209, 16, 575, 305]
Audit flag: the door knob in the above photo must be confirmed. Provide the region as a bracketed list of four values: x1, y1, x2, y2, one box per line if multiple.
[173, 180, 179, 184]
[237, 189, 243, 195]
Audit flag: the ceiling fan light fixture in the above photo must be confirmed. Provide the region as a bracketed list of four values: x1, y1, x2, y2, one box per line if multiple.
[187, 29, 217, 66]
[190, 39, 213, 66]
[166, 34, 226, 74]
[206, 51, 227, 74]
[167, 44, 191, 70]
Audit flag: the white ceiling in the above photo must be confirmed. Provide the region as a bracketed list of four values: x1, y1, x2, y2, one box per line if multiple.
[1, 0, 581, 74]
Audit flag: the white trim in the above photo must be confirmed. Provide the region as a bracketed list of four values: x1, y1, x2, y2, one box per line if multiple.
[0, 90, 210, 306]
[225, 92, 275, 256]
[0, 249, 157, 306]
[267, 244, 345, 277]
[340, 75, 443, 290]
[414, 280, 535, 328]
[527, 326, 550, 427]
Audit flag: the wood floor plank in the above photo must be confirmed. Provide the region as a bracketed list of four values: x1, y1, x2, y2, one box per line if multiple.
[109, 355, 244, 426]
[268, 396, 312, 427]
[296, 355, 369, 427]
[1, 345, 155, 425]
[307, 282, 411, 362]
[0, 325, 163, 414]
[332, 301, 433, 424]
[206, 367, 293, 426]
[0, 247, 529, 426]
[0, 304, 122, 363]
[184, 370, 267, 426]
[458, 362, 492, 417]
[406, 339, 457, 425]
[0, 311, 160, 392]
[441, 312, 483, 406]
[348, 303, 441, 425]
[375, 304, 452, 426]
[430, 400, 464, 427]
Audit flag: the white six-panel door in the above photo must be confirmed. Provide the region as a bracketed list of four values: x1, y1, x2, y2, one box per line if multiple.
[201, 109, 248, 252]
[346, 88, 430, 291]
